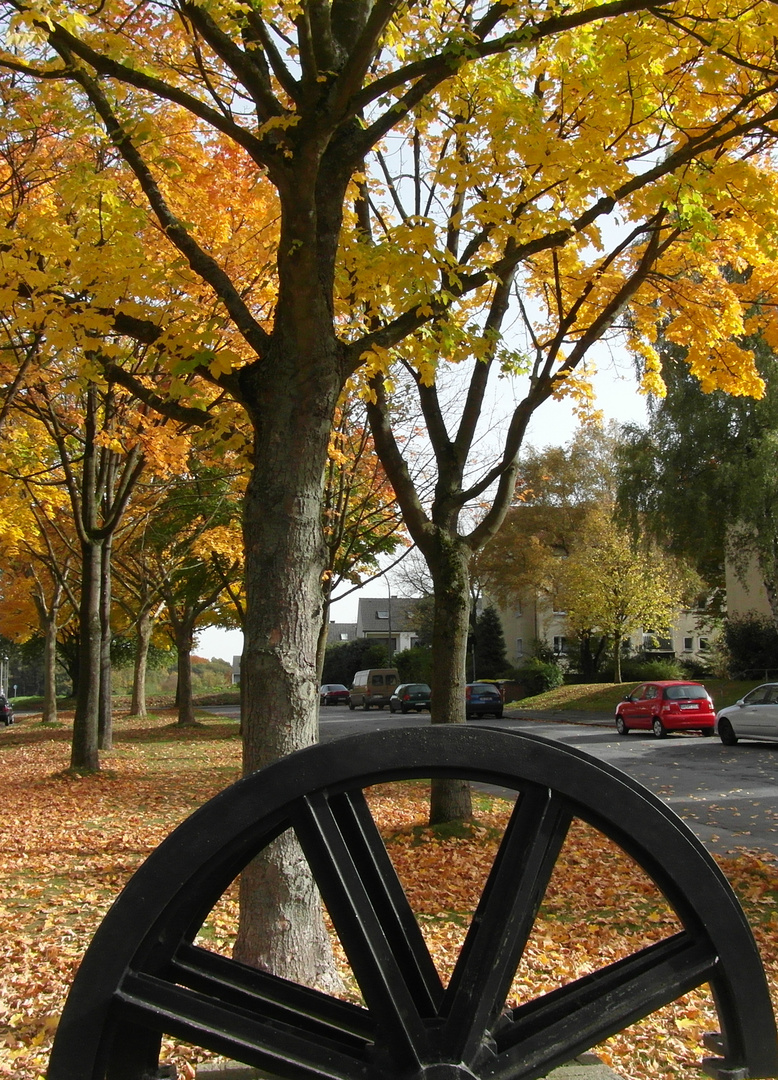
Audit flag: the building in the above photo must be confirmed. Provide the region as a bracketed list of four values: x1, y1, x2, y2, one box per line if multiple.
[492, 594, 710, 669]
[325, 596, 422, 654]
[326, 622, 359, 645]
[355, 596, 421, 654]
[725, 550, 772, 621]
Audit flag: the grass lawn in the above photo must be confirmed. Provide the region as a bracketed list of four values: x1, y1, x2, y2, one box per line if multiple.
[1, 708, 777, 1080]
[510, 679, 763, 714]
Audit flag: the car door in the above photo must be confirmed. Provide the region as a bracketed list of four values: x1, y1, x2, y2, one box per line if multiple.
[631, 686, 656, 730]
[623, 684, 648, 728]
[748, 685, 778, 740]
[734, 685, 771, 737]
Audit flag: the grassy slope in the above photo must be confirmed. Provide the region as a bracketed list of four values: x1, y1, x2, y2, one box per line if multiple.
[511, 678, 763, 713]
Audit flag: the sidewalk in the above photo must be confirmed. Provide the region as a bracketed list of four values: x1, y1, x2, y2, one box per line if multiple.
[506, 706, 614, 726]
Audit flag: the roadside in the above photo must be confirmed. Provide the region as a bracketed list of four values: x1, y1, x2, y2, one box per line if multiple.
[507, 705, 613, 726]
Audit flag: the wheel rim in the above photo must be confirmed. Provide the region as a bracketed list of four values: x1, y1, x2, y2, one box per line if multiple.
[49, 727, 777, 1080]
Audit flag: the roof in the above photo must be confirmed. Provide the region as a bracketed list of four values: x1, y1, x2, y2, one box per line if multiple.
[356, 596, 422, 634]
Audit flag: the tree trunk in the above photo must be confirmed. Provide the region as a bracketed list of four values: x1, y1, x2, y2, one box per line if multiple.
[426, 535, 473, 825]
[234, 350, 343, 990]
[613, 633, 623, 683]
[41, 614, 59, 724]
[71, 539, 103, 772]
[174, 613, 197, 726]
[316, 595, 331, 687]
[98, 535, 113, 750]
[131, 610, 153, 717]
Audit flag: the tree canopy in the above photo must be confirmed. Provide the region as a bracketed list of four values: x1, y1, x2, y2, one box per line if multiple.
[617, 334, 778, 623]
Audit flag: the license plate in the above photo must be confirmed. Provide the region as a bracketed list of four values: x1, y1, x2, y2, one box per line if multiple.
[680, 703, 698, 710]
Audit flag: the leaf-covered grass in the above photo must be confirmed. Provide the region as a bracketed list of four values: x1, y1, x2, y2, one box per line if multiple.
[1, 709, 776, 1080]
[512, 678, 763, 714]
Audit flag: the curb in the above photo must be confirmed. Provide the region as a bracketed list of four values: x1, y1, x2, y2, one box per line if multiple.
[195, 1053, 624, 1079]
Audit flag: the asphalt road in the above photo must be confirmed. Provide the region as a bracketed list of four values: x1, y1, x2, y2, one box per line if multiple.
[307, 705, 778, 860]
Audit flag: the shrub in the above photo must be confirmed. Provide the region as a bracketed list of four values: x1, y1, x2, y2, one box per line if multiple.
[619, 657, 684, 682]
[394, 646, 433, 684]
[723, 613, 778, 678]
[518, 657, 564, 695]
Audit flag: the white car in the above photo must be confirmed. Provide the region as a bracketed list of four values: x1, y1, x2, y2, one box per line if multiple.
[716, 683, 778, 745]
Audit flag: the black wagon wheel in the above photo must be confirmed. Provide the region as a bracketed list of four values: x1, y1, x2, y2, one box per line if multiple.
[49, 727, 777, 1080]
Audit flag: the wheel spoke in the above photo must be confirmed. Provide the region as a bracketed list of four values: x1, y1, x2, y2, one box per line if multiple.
[437, 786, 572, 1064]
[327, 789, 444, 1013]
[291, 789, 437, 1067]
[115, 970, 378, 1080]
[172, 943, 375, 1047]
[485, 931, 718, 1080]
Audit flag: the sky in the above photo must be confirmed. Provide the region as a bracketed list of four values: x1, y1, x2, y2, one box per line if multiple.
[196, 349, 649, 662]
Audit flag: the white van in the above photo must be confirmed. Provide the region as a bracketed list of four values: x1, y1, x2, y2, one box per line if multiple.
[348, 668, 400, 710]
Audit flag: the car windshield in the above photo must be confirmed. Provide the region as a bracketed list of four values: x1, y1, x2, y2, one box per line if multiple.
[664, 685, 708, 700]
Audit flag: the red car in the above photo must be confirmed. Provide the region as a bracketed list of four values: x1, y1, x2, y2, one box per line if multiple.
[615, 680, 715, 738]
[319, 683, 350, 706]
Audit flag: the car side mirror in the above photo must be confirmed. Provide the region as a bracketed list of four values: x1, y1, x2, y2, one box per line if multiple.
[622, 694, 632, 702]
[737, 698, 746, 707]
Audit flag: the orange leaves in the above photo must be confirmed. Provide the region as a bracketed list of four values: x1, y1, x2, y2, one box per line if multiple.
[2, 716, 777, 1080]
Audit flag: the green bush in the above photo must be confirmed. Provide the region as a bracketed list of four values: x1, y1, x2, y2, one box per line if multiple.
[723, 613, 778, 678]
[394, 646, 433, 684]
[518, 657, 564, 695]
[619, 657, 684, 682]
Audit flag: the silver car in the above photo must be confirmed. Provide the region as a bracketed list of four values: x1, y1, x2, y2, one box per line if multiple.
[716, 683, 778, 745]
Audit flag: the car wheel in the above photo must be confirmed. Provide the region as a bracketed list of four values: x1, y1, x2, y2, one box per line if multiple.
[494, 710, 503, 719]
[616, 715, 629, 736]
[400, 705, 409, 714]
[416, 708, 423, 713]
[718, 717, 738, 746]
[362, 700, 370, 711]
[348, 702, 355, 711]
[701, 727, 714, 737]
[652, 717, 667, 739]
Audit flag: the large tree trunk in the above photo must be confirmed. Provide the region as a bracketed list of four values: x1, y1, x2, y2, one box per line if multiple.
[316, 594, 331, 687]
[426, 536, 473, 825]
[71, 539, 103, 771]
[234, 347, 343, 990]
[131, 610, 153, 717]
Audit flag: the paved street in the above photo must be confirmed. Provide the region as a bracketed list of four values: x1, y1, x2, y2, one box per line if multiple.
[310, 705, 778, 859]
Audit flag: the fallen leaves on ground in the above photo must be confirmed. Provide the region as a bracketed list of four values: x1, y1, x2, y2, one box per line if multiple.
[1, 712, 776, 1080]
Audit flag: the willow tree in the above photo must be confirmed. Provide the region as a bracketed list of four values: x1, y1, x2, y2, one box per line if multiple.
[3, 0, 778, 979]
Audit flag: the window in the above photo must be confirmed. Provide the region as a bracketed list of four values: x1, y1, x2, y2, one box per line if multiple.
[683, 637, 694, 651]
[340, 632, 349, 641]
[516, 638, 524, 656]
[371, 675, 384, 685]
[553, 636, 567, 655]
[644, 632, 672, 651]
[699, 638, 710, 651]
[376, 610, 389, 619]
[514, 603, 522, 617]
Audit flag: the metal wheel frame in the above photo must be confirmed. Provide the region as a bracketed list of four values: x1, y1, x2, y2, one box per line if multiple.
[49, 727, 777, 1080]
